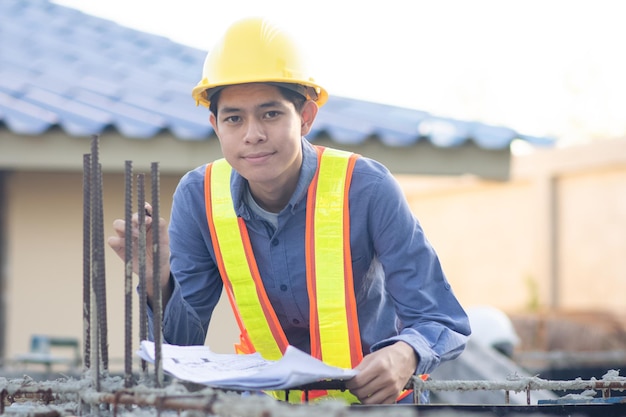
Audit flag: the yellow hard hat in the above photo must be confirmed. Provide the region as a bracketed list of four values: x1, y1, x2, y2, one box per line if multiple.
[191, 17, 328, 108]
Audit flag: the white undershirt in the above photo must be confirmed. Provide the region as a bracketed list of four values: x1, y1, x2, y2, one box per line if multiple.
[244, 186, 279, 230]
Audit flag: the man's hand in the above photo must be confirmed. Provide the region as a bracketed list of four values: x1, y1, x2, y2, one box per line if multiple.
[345, 341, 417, 404]
[107, 203, 172, 307]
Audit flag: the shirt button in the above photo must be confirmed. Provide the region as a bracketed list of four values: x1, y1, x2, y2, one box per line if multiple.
[292, 319, 300, 325]
[280, 284, 288, 291]
[272, 239, 279, 246]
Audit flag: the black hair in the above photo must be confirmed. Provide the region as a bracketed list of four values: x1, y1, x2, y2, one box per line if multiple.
[209, 84, 306, 117]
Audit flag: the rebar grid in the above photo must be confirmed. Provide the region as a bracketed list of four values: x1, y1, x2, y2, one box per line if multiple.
[83, 137, 163, 391]
[1, 382, 356, 417]
[2, 374, 626, 417]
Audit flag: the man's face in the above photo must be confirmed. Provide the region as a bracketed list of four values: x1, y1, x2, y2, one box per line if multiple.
[209, 83, 317, 192]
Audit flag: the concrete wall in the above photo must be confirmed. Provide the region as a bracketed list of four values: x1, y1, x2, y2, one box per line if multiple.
[397, 175, 545, 311]
[3, 139, 625, 370]
[397, 138, 626, 315]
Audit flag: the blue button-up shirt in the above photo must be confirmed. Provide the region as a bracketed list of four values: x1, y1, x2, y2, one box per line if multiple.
[157, 138, 470, 376]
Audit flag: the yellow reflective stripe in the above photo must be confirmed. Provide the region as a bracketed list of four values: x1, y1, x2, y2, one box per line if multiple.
[210, 159, 283, 360]
[314, 148, 352, 369]
[269, 388, 360, 404]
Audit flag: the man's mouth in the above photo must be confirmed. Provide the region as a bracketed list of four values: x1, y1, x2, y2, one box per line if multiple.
[243, 152, 274, 162]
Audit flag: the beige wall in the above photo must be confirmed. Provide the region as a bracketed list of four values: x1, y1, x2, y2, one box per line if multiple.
[557, 166, 626, 310]
[397, 138, 626, 315]
[401, 178, 541, 310]
[4, 139, 626, 368]
[4, 169, 239, 369]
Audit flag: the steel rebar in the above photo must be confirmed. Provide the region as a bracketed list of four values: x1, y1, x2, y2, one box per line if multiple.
[137, 173, 148, 376]
[82, 154, 91, 371]
[94, 158, 109, 372]
[89, 135, 101, 391]
[124, 161, 133, 388]
[151, 162, 163, 387]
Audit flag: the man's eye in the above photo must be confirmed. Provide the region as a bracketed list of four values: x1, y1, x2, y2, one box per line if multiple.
[264, 111, 280, 119]
[224, 115, 240, 123]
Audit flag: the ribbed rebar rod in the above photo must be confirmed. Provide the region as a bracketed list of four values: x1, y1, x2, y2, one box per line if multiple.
[151, 162, 163, 387]
[92, 139, 109, 373]
[82, 153, 91, 371]
[124, 161, 133, 388]
[137, 173, 148, 376]
[83, 391, 220, 414]
[89, 136, 101, 391]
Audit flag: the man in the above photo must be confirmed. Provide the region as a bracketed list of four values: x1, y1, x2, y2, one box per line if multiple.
[109, 17, 470, 404]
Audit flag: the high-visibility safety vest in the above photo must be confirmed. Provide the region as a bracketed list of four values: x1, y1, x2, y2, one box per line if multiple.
[204, 146, 410, 403]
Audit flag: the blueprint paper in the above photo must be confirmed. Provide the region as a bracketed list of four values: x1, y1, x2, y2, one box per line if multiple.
[137, 341, 358, 390]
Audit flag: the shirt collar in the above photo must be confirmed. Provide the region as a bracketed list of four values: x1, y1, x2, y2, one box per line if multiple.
[231, 138, 318, 218]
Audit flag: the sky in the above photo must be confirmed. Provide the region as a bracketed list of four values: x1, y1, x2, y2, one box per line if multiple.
[53, 0, 626, 146]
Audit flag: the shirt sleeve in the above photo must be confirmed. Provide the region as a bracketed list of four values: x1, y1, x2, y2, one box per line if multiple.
[154, 168, 224, 346]
[365, 167, 470, 375]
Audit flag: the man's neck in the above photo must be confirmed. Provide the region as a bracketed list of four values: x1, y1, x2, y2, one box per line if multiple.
[248, 178, 297, 213]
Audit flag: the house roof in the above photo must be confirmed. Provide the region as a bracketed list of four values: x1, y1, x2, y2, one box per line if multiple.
[0, 0, 553, 152]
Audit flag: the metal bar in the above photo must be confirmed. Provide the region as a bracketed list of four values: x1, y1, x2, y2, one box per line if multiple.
[413, 387, 421, 404]
[82, 391, 220, 414]
[124, 160, 133, 388]
[137, 173, 148, 377]
[151, 162, 163, 387]
[89, 135, 100, 391]
[94, 157, 109, 372]
[1, 389, 6, 414]
[82, 153, 91, 371]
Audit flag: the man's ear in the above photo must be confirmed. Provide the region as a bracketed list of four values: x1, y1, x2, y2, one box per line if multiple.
[300, 100, 319, 136]
[209, 112, 218, 132]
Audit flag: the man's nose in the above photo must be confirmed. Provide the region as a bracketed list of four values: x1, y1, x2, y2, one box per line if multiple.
[243, 119, 266, 143]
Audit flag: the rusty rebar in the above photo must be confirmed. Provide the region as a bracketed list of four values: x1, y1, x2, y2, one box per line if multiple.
[151, 162, 163, 387]
[137, 173, 148, 376]
[86, 391, 220, 414]
[94, 157, 109, 372]
[4, 375, 626, 416]
[82, 153, 91, 371]
[89, 135, 101, 391]
[124, 161, 133, 388]
[1, 388, 60, 415]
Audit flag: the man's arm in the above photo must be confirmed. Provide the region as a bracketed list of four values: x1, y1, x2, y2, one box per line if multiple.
[350, 164, 470, 403]
[157, 167, 223, 346]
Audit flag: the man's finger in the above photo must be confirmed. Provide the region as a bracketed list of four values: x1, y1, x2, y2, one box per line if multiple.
[107, 236, 125, 253]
